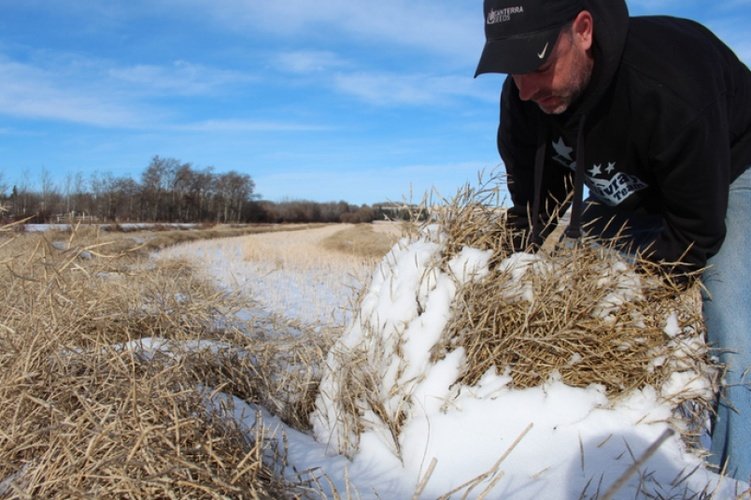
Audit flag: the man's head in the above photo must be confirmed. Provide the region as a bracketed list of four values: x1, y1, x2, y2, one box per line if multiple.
[475, 0, 595, 115]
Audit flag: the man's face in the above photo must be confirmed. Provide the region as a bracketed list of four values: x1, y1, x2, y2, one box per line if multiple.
[511, 22, 594, 115]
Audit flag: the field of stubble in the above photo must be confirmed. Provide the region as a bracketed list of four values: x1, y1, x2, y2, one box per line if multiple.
[0, 222, 399, 498]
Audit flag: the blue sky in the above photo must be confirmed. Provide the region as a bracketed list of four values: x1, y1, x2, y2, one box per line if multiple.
[1, 1, 750, 205]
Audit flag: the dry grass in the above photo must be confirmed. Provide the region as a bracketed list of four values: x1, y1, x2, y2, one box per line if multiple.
[319, 180, 719, 458]
[231, 224, 394, 327]
[242, 224, 381, 266]
[320, 222, 402, 259]
[444, 246, 703, 392]
[429, 183, 712, 397]
[0, 192, 724, 496]
[433, 183, 717, 443]
[11, 222, 318, 257]
[0, 224, 332, 498]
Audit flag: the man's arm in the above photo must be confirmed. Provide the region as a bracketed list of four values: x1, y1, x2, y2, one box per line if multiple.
[649, 100, 730, 277]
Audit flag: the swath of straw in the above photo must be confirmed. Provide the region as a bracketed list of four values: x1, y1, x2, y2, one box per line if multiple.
[317, 177, 716, 459]
[426, 178, 716, 444]
[0, 225, 335, 498]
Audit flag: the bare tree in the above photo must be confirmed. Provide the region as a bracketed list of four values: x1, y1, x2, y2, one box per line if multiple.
[0, 157, 307, 223]
[109, 176, 140, 221]
[192, 167, 215, 221]
[90, 172, 113, 221]
[62, 172, 86, 216]
[72, 172, 87, 217]
[15, 169, 32, 217]
[39, 167, 59, 216]
[142, 156, 169, 221]
[214, 171, 255, 223]
[0, 173, 8, 218]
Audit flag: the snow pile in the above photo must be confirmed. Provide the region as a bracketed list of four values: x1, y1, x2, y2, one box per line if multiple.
[308, 225, 740, 498]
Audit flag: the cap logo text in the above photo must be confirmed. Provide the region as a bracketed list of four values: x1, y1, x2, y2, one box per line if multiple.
[487, 6, 524, 24]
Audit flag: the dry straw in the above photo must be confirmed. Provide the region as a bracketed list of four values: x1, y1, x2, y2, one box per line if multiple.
[431, 178, 718, 445]
[320, 177, 718, 460]
[0, 224, 331, 498]
[0, 197, 722, 497]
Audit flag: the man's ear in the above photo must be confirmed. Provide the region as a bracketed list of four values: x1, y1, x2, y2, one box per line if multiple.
[572, 10, 594, 51]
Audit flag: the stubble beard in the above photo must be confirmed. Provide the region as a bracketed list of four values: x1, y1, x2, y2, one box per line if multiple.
[539, 52, 594, 115]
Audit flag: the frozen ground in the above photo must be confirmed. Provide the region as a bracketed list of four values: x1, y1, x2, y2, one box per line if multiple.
[23, 223, 199, 232]
[154, 225, 749, 499]
[155, 224, 374, 328]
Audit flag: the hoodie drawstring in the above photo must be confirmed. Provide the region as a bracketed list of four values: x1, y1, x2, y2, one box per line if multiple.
[564, 114, 588, 240]
[531, 114, 588, 245]
[530, 120, 548, 248]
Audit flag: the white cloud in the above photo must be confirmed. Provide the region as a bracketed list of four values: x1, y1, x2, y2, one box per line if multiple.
[275, 50, 348, 74]
[0, 56, 149, 127]
[0, 50, 259, 127]
[159, 0, 483, 63]
[174, 119, 331, 133]
[108, 60, 256, 95]
[332, 72, 496, 107]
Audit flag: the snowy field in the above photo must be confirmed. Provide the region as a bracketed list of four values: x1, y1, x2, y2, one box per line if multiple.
[156, 224, 376, 328]
[154, 225, 749, 499]
[22, 223, 199, 232]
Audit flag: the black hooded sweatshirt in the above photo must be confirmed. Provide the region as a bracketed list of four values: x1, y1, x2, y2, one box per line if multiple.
[498, 0, 751, 276]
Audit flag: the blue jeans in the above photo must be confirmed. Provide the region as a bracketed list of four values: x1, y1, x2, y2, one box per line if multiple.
[580, 167, 751, 483]
[703, 167, 751, 482]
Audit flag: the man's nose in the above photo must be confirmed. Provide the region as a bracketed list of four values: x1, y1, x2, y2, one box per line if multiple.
[512, 74, 537, 101]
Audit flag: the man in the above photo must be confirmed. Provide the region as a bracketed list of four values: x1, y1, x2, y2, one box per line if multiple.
[474, 0, 751, 482]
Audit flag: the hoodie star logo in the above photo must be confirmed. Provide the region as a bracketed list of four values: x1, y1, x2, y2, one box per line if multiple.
[605, 162, 616, 174]
[588, 164, 602, 177]
[552, 137, 573, 162]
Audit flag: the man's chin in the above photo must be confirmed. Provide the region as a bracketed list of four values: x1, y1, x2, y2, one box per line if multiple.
[536, 98, 569, 115]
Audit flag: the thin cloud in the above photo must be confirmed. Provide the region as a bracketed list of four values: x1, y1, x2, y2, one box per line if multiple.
[160, 0, 482, 63]
[108, 61, 256, 96]
[0, 50, 258, 127]
[332, 72, 496, 107]
[0, 56, 149, 127]
[175, 119, 331, 133]
[275, 50, 348, 74]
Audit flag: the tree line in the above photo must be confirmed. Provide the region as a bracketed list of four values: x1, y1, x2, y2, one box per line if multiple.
[0, 156, 409, 225]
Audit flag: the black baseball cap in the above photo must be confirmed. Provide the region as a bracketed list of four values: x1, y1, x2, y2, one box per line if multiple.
[475, 0, 585, 76]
